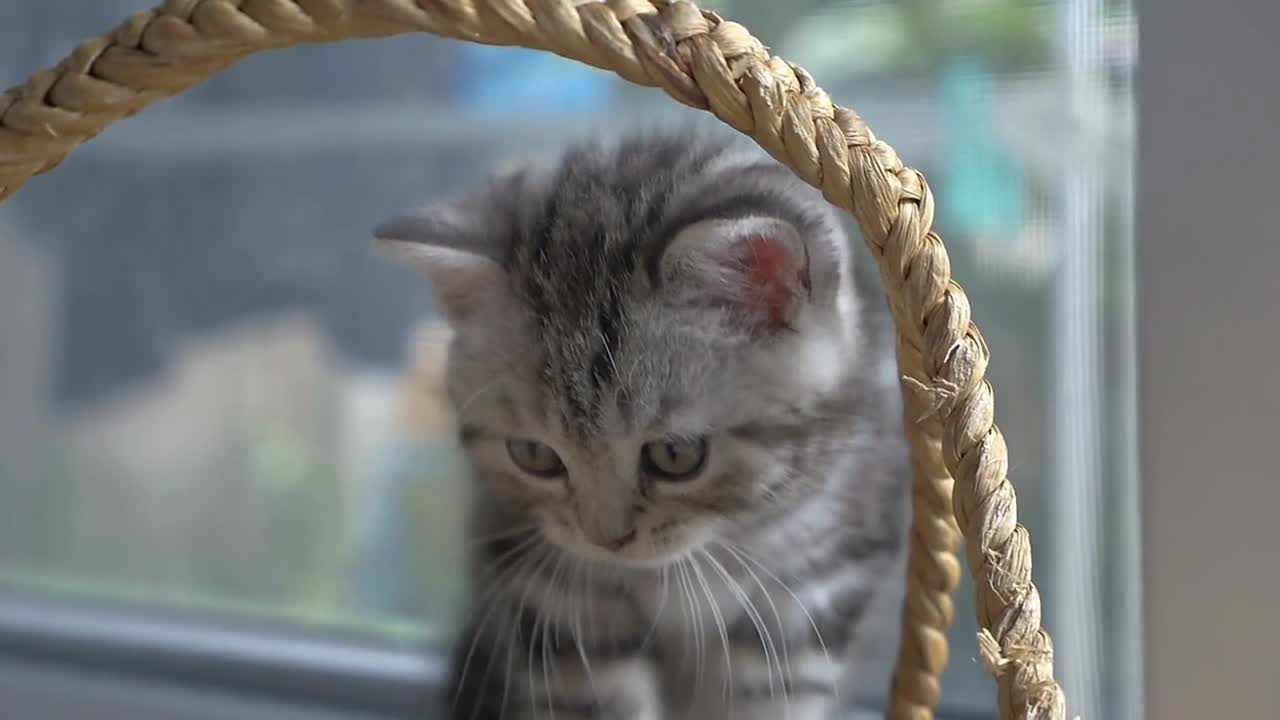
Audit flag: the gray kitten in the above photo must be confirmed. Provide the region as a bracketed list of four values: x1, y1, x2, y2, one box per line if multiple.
[375, 131, 908, 720]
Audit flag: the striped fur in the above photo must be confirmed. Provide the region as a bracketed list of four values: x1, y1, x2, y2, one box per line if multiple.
[376, 130, 909, 720]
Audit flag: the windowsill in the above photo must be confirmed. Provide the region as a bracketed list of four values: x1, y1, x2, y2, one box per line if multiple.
[0, 593, 991, 719]
[0, 595, 443, 717]
[0, 657, 404, 720]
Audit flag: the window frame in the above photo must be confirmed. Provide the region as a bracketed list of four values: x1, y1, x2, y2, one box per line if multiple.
[0, 593, 443, 717]
[8, 0, 1278, 717]
[1137, 0, 1280, 718]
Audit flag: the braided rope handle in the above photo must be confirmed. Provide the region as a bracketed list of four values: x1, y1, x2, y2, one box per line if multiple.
[0, 2, 1066, 718]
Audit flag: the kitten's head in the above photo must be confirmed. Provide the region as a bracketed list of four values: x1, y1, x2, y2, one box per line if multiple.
[376, 132, 868, 568]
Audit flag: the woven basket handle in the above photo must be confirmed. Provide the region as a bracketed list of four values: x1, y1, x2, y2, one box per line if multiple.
[0, 2, 1066, 718]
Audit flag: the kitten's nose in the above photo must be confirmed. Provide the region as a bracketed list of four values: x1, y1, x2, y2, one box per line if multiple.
[590, 528, 637, 552]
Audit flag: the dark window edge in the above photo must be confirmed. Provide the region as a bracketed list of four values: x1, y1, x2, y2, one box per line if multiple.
[0, 595, 445, 717]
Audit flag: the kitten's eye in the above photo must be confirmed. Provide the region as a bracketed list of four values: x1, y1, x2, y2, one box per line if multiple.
[506, 439, 565, 478]
[641, 437, 708, 480]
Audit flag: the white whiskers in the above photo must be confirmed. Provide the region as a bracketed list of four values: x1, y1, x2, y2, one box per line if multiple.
[688, 551, 734, 703]
[727, 541, 838, 702]
[453, 537, 542, 718]
[700, 547, 788, 717]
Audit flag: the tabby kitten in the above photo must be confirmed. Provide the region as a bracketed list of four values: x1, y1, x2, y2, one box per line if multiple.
[375, 131, 908, 720]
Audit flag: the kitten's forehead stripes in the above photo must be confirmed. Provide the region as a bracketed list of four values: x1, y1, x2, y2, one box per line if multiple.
[510, 133, 755, 437]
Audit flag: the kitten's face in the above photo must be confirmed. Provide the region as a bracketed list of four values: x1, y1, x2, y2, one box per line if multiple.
[376, 133, 860, 568]
[443, 288, 851, 568]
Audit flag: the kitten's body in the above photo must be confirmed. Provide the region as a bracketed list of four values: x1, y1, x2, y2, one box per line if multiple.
[376, 132, 908, 720]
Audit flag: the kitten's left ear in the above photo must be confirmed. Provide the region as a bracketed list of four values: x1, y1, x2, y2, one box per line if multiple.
[660, 216, 839, 331]
[373, 175, 523, 326]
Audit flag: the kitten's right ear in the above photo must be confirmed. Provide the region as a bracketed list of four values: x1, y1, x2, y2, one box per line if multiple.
[373, 181, 517, 326]
[659, 216, 820, 333]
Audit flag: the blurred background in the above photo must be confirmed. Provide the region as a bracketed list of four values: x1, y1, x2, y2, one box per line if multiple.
[0, 1, 1137, 718]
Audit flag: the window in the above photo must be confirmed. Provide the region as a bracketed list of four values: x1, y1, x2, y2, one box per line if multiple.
[0, 1, 1138, 718]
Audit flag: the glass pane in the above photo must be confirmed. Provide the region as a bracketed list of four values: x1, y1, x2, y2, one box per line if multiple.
[0, 1, 1137, 717]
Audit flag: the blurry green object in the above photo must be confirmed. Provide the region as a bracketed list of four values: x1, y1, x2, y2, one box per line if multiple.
[913, 0, 1054, 71]
[0, 568, 432, 645]
[354, 437, 468, 629]
[777, 0, 1053, 81]
[939, 58, 1024, 239]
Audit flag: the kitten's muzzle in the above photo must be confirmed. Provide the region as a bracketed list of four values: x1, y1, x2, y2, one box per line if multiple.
[590, 528, 637, 552]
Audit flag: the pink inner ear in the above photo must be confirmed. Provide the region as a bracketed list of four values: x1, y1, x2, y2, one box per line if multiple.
[737, 234, 805, 327]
